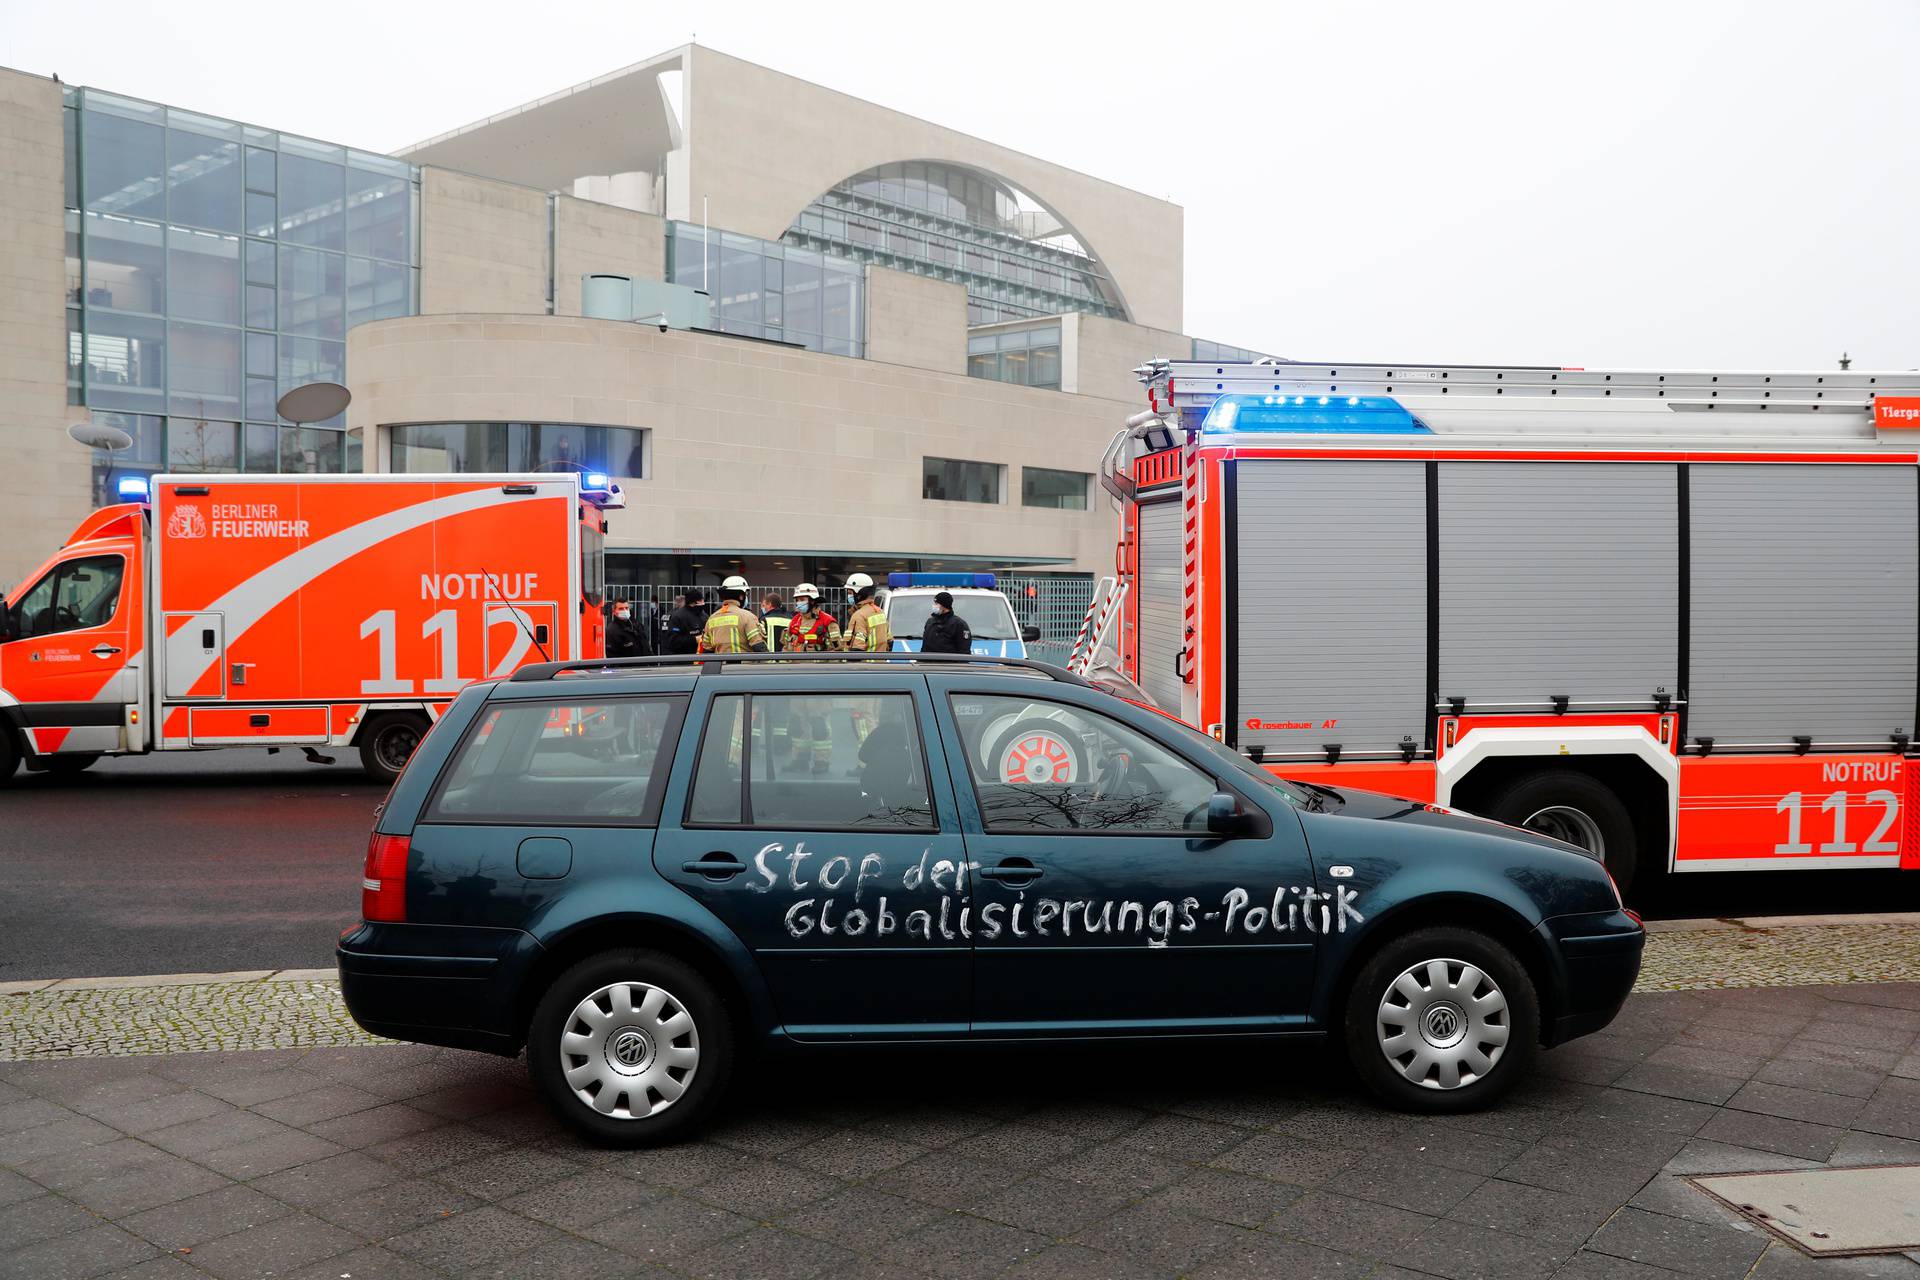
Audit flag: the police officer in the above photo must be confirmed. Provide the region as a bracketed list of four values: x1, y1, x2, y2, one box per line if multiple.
[919, 590, 973, 655]
[783, 582, 844, 651]
[843, 572, 892, 652]
[606, 599, 648, 658]
[664, 591, 704, 656]
[700, 575, 768, 654]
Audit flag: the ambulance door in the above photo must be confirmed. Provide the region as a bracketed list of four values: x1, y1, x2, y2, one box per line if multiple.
[164, 613, 226, 699]
[1, 544, 138, 755]
[484, 600, 558, 678]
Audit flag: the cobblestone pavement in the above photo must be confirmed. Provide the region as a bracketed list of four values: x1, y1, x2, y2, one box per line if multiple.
[6, 918, 1918, 1064]
[1, 981, 1918, 1279]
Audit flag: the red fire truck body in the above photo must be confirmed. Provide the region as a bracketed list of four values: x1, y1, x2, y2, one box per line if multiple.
[1109, 360, 1920, 890]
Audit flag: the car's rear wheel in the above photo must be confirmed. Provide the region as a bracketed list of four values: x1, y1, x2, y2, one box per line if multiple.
[357, 713, 428, 782]
[527, 949, 732, 1146]
[1344, 926, 1538, 1112]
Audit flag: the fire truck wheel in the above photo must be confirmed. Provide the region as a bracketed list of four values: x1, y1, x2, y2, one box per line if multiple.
[44, 753, 99, 776]
[527, 948, 733, 1147]
[1485, 770, 1638, 894]
[359, 713, 430, 783]
[988, 718, 1085, 786]
[1344, 926, 1538, 1113]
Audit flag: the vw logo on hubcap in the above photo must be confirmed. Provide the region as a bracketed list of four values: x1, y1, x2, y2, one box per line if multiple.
[1421, 1002, 1466, 1046]
[609, 1029, 653, 1069]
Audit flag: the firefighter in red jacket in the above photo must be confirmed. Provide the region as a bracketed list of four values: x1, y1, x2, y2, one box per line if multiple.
[782, 582, 844, 651]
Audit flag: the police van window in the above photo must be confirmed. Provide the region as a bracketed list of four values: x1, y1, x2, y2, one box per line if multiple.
[888, 594, 1018, 640]
[686, 693, 935, 830]
[11, 555, 125, 639]
[951, 694, 1218, 833]
[427, 696, 684, 825]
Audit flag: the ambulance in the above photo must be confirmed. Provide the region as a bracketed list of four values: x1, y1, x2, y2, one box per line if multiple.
[0, 472, 619, 782]
[1101, 358, 1920, 895]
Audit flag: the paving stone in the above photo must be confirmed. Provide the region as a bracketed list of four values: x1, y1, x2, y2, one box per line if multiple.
[948, 1120, 1097, 1171]
[249, 1150, 402, 1207]
[1661, 1138, 1821, 1176]
[1187, 1232, 1376, 1279]
[1323, 1153, 1488, 1217]
[118, 1183, 289, 1251]
[1579, 1086, 1721, 1136]
[971, 1173, 1140, 1237]
[580, 1194, 756, 1263]
[306, 1101, 444, 1149]
[0, 1168, 41, 1209]
[1267, 1188, 1435, 1256]
[502, 1168, 667, 1230]
[783, 1129, 930, 1178]
[1209, 1131, 1360, 1186]
[0, 1223, 157, 1279]
[680, 1224, 855, 1280]
[42, 1143, 230, 1217]
[383, 1202, 563, 1272]
[0, 1194, 101, 1250]
[1047, 1142, 1191, 1194]
[1696, 1107, 1845, 1161]
[365, 1119, 510, 1173]
[877, 1212, 1051, 1279]
[1725, 1078, 1870, 1128]
[279, 1244, 449, 1280]
[1856, 1077, 1920, 1142]
[1444, 1177, 1617, 1247]
[143, 1109, 290, 1159]
[461, 1235, 677, 1280]
[1614, 1062, 1749, 1106]
[1746, 1239, 1920, 1277]
[309, 1176, 484, 1240]
[685, 1158, 841, 1218]
[1584, 1205, 1768, 1279]
[1144, 1166, 1304, 1229]
[1008, 1242, 1176, 1280]
[435, 1146, 584, 1200]
[2, 1112, 121, 1160]
[198, 1127, 347, 1179]
[1498, 1144, 1659, 1204]
[1753, 1054, 1889, 1099]
[1626, 1173, 1766, 1232]
[872, 1149, 1038, 1209]
[1553, 1250, 1689, 1279]
[1069, 1200, 1248, 1270]
[1391, 1217, 1572, 1279]
[88, 1089, 229, 1136]
[611, 1140, 751, 1190]
[1827, 1129, 1920, 1166]
[1115, 1112, 1248, 1158]
[779, 1184, 947, 1249]
[177, 1210, 361, 1280]
[1020, 1100, 1152, 1142]
[701, 1111, 835, 1157]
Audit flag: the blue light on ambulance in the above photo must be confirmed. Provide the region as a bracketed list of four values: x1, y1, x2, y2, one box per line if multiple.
[116, 475, 151, 502]
[886, 572, 998, 589]
[583, 472, 610, 492]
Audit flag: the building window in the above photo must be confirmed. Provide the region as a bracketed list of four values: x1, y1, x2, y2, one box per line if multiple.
[67, 88, 421, 504]
[1023, 467, 1089, 511]
[389, 423, 650, 480]
[667, 223, 864, 358]
[967, 324, 1061, 390]
[923, 457, 1003, 504]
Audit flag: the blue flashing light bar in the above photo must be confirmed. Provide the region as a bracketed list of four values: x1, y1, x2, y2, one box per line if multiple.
[116, 475, 151, 503]
[1201, 393, 1431, 435]
[583, 472, 611, 492]
[887, 572, 998, 589]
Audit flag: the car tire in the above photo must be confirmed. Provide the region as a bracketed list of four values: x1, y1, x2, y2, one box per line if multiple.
[527, 949, 733, 1147]
[1484, 770, 1639, 895]
[987, 717, 1085, 785]
[1343, 926, 1538, 1113]
[44, 753, 100, 777]
[357, 713, 429, 783]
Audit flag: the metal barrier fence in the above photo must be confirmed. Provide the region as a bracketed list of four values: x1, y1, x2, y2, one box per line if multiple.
[604, 574, 1095, 665]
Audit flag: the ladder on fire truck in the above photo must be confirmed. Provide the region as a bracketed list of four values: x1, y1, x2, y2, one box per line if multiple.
[1066, 574, 1128, 676]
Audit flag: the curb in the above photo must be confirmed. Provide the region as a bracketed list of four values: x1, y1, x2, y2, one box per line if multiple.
[1642, 912, 1920, 935]
[0, 967, 335, 997]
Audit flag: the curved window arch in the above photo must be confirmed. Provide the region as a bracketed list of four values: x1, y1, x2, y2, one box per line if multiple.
[784, 160, 1128, 327]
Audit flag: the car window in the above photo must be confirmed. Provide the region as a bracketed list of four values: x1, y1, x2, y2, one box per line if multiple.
[427, 696, 683, 825]
[687, 692, 936, 830]
[888, 594, 1018, 640]
[951, 693, 1220, 833]
[12, 555, 124, 639]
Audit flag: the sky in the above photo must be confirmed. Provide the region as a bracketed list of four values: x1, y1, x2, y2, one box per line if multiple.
[8, 0, 1916, 370]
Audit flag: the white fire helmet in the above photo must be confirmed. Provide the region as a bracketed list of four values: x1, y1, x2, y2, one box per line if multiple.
[720, 574, 750, 593]
[793, 582, 820, 602]
[843, 572, 874, 594]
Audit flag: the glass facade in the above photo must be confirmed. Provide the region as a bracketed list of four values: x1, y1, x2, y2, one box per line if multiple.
[1022, 466, 1090, 510]
[785, 161, 1127, 327]
[967, 324, 1062, 390]
[1191, 337, 1275, 363]
[922, 457, 1003, 505]
[66, 87, 420, 502]
[667, 224, 864, 358]
[389, 423, 650, 480]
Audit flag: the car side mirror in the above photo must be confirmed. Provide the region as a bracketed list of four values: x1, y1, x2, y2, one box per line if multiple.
[1207, 791, 1252, 837]
[1021, 625, 1040, 643]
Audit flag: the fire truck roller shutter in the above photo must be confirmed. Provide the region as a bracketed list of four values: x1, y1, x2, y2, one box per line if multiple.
[1688, 464, 1918, 747]
[1236, 461, 1428, 756]
[1439, 463, 1678, 708]
[1136, 497, 1185, 713]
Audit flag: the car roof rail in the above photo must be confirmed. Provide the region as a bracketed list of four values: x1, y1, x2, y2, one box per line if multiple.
[508, 651, 1097, 688]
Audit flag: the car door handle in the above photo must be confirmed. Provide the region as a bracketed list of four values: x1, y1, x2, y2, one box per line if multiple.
[90, 644, 121, 658]
[683, 853, 747, 881]
[979, 859, 1044, 884]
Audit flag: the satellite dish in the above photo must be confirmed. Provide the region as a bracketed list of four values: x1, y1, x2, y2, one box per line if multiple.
[277, 381, 351, 425]
[69, 421, 134, 451]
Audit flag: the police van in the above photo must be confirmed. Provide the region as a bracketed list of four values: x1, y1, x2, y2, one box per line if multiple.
[883, 573, 1039, 658]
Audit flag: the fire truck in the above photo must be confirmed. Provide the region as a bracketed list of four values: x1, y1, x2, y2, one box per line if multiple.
[1099, 359, 1920, 894]
[0, 472, 619, 782]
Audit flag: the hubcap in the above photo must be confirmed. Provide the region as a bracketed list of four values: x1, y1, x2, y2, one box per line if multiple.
[560, 981, 700, 1120]
[1522, 804, 1605, 856]
[1376, 958, 1511, 1090]
[377, 725, 419, 771]
[1001, 733, 1077, 784]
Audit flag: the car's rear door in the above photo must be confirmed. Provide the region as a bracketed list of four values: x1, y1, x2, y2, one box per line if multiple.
[930, 676, 1321, 1037]
[653, 673, 973, 1039]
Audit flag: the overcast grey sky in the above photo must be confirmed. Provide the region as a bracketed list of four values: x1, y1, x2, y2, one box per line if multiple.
[10, 0, 1915, 370]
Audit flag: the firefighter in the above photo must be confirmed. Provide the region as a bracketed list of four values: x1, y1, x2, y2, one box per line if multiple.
[783, 582, 843, 652]
[843, 572, 892, 652]
[699, 576, 768, 654]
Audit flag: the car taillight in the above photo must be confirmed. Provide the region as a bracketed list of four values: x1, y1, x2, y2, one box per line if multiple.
[361, 833, 410, 923]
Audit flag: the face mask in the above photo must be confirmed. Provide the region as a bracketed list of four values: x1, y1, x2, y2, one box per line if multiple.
[796, 600, 811, 613]
[614, 609, 629, 620]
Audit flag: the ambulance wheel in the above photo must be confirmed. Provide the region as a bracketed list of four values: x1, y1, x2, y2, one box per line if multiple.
[45, 754, 99, 777]
[1485, 770, 1638, 895]
[0, 730, 19, 784]
[527, 949, 733, 1147]
[988, 718, 1085, 785]
[359, 713, 428, 782]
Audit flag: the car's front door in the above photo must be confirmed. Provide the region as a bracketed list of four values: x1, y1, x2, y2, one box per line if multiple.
[654, 679, 973, 1039]
[2, 548, 137, 756]
[934, 683, 1324, 1036]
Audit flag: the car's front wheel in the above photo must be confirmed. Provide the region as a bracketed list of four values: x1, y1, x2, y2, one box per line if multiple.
[527, 949, 732, 1146]
[1344, 926, 1537, 1112]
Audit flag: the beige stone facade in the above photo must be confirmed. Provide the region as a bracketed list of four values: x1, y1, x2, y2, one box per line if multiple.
[351, 314, 1132, 568]
[864, 268, 967, 377]
[418, 168, 550, 316]
[0, 68, 87, 589]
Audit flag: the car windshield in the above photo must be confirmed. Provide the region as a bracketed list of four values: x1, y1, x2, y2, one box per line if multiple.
[887, 593, 1019, 639]
[1149, 711, 1313, 807]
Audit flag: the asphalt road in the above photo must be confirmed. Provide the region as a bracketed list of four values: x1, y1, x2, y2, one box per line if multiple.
[3, 752, 1917, 982]
[1, 751, 385, 982]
